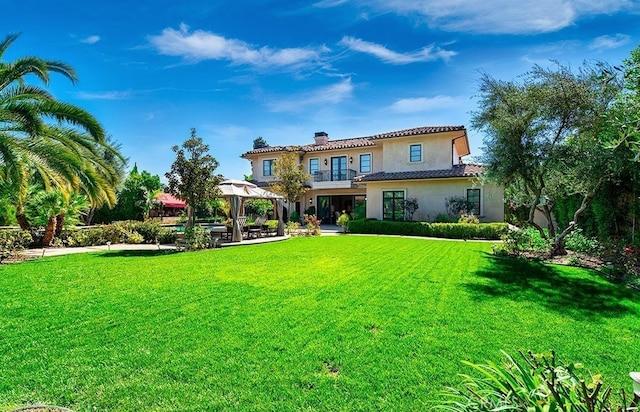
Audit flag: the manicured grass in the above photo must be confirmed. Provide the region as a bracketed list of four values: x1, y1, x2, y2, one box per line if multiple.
[1, 236, 639, 411]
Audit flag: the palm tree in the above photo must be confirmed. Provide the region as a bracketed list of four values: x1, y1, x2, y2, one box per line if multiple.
[54, 191, 91, 237]
[25, 188, 64, 246]
[0, 33, 125, 230]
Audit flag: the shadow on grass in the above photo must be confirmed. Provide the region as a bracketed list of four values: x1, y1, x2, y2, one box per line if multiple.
[97, 250, 179, 258]
[466, 254, 637, 320]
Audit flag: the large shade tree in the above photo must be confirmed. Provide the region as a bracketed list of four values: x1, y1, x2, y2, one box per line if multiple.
[608, 44, 640, 162]
[0, 33, 124, 233]
[473, 61, 623, 255]
[270, 151, 310, 217]
[165, 128, 222, 227]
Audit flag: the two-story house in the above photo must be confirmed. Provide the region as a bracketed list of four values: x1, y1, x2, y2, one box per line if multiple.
[241, 126, 504, 223]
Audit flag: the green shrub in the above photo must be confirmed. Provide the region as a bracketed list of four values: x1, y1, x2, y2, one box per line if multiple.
[434, 213, 458, 223]
[61, 221, 173, 247]
[265, 220, 278, 231]
[351, 203, 366, 220]
[0, 229, 32, 263]
[285, 221, 300, 235]
[60, 228, 94, 247]
[564, 228, 602, 255]
[183, 225, 212, 251]
[348, 219, 508, 240]
[133, 220, 164, 243]
[244, 199, 274, 218]
[157, 228, 177, 245]
[458, 213, 479, 224]
[437, 350, 625, 412]
[336, 212, 350, 232]
[125, 231, 144, 244]
[304, 214, 321, 236]
[499, 227, 552, 255]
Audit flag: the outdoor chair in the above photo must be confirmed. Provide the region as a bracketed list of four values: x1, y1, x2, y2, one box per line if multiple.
[247, 216, 266, 239]
[237, 216, 248, 239]
[209, 225, 227, 242]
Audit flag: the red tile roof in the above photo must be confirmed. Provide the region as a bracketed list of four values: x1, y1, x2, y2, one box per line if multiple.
[369, 125, 466, 140]
[241, 125, 465, 157]
[354, 164, 483, 182]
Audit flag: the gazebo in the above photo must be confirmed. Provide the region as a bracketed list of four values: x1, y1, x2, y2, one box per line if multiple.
[217, 179, 285, 242]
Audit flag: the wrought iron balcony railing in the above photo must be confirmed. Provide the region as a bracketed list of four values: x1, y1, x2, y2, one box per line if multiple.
[312, 169, 357, 182]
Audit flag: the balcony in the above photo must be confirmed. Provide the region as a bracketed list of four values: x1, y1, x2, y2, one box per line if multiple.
[310, 169, 357, 189]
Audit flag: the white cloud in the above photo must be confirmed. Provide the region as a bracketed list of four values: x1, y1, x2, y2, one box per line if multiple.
[268, 78, 354, 112]
[80, 35, 100, 44]
[357, 0, 634, 34]
[339, 36, 456, 64]
[74, 90, 132, 100]
[148, 23, 325, 69]
[389, 95, 458, 113]
[589, 34, 631, 51]
[313, 0, 349, 7]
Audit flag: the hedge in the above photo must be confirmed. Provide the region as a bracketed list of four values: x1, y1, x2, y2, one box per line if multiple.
[60, 220, 177, 247]
[348, 219, 508, 240]
[0, 229, 33, 262]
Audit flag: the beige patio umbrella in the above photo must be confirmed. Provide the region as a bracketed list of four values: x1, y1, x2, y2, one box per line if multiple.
[218, 179, 285, 242]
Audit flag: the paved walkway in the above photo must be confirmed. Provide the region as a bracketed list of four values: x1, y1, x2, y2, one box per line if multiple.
[20, 225, 345, 259]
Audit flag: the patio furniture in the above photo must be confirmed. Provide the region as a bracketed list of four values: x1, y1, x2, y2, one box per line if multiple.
[209, 225, 227, 242]
[247, 216, 266, 239]
[262, 220, 277, 236]
[236, 216, 248, 239]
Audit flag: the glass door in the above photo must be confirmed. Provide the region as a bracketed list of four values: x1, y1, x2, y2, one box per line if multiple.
[317, 196, 331, 224]
[331, 156, 347, 181]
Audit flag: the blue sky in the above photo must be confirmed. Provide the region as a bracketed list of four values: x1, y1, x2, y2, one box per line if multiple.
[5, 0, 640, 181]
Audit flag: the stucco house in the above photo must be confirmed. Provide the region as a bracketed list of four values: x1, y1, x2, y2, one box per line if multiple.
[241, 125, 504, 223]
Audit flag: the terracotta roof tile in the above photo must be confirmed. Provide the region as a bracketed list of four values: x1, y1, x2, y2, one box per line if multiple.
[369, 125, 466, 140]
[240, 125, 465, 157]
[354, 164, 483, 182]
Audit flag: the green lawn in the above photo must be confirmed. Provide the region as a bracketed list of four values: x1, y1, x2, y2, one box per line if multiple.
[1, 236, 638, 411]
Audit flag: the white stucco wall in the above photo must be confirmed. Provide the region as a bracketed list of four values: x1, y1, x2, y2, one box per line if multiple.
[380, 132, 459, 172]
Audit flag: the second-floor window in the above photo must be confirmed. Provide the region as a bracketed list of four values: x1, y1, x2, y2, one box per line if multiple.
[409, 144, 422, 162]
[360, 154, 371, 173]
[331, 156, 347, 181]
[309, 158, 319, 175]
[263, 159, 275, 176]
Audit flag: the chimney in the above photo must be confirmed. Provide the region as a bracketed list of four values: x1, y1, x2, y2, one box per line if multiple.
[314, 131, 329, 145]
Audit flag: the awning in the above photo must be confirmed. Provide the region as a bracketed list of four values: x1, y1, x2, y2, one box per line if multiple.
[155, 193, 187, 208]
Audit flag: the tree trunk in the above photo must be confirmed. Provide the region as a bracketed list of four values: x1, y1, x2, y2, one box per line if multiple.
[550, 184, 601, 257]
[83, 208, 95, 225]
[186, 205, 195, 228]
[55, 212, 66, 237]
[42, 215, 57, 247]
[16, 211, 30, 231]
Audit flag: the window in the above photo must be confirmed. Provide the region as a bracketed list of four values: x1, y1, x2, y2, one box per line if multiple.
[467, 188, 481, 215]
[309, 158, 319, 175]
[409, 144, 422, 162]
[331, 156, 347, 181]
[383, 191, 405, 221]
[263, 159, 275, 176]
[360, 154, 371, 173]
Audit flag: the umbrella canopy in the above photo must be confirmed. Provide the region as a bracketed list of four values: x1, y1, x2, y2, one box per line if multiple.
[217, 179, 284, 242]
[218, 179, 282, 199]
[155, 193, 187, 208]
